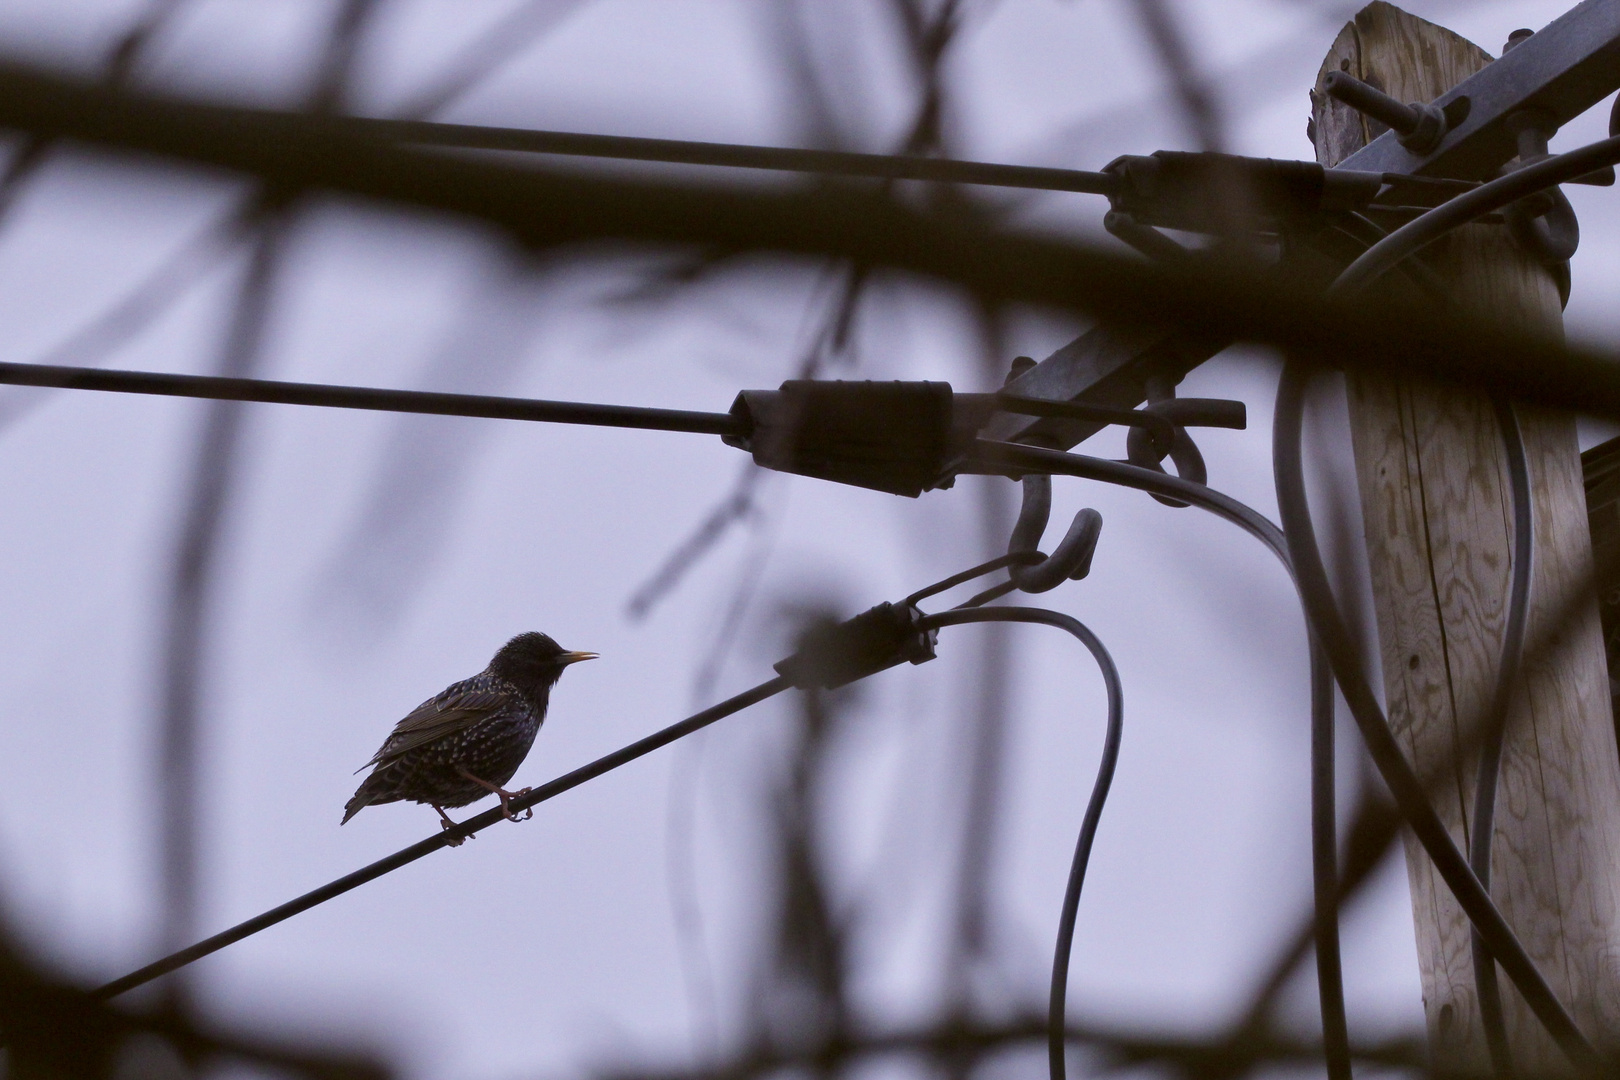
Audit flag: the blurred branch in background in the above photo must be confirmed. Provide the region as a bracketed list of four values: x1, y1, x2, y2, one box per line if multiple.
[5, 61, 1619, 419]
[311, 0, 609, 638]
[314, 251, 550, 637]
[0, 211, 247, 437]
[0, 906, 391, 1080]
[747, 659, 851, 1062]
[945, 309, 1016, 1026]
[152, 210, 287, 1010]
[1127, 0, 1224, 154]
[0, 0, 188, 224]
[626, 264, 863, 625]
[645, 8, 972, 1051]
[389, 0, 594, 121]
[152, 0, 381, 1009]
[592, 1015, 1428, 1080]
[654, 266, 863, 1072]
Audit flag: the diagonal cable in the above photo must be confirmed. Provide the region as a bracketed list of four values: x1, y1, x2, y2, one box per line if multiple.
[95, 676, 792, 1001]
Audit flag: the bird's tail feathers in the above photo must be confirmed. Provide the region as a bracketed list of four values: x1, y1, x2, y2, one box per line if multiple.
[341, 792, 370, 825]
[341, 770, 396, 824]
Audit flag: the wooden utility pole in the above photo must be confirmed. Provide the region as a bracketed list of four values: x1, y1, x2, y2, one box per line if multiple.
[1313, 4, 1620, 1071]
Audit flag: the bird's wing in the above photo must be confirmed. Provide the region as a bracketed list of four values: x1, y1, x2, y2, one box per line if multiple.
[360, 677, 514, 770]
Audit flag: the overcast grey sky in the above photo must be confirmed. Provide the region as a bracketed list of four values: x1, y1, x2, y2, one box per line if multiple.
[1, 2, 1617, 1079]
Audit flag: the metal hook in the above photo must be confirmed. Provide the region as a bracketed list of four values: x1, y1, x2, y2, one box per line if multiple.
[1505, 184, 1579, 264]
[1123, 394, 1243, 507]
[1007, 472, 1103, 593]
[1502, 108, 1580, 271]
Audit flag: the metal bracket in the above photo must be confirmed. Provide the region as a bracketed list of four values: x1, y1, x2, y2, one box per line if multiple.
[1337, 0, 1620, 180]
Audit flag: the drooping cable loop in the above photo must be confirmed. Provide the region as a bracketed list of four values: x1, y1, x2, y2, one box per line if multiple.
[965, 435, 1599, 1070]
[1117, 379, 1245, 508]
[919, 606, 1121, 1080]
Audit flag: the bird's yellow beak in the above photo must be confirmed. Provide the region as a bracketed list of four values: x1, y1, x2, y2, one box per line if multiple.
[561, 651, 599, 665]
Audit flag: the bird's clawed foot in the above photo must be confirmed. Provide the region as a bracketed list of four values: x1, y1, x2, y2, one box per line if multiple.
[433, 804, 475, 846]
[458, 769, 533, 822]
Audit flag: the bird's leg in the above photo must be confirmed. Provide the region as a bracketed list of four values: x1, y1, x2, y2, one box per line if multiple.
[432, 804, 473, 846]
[457, 768, 533, 821]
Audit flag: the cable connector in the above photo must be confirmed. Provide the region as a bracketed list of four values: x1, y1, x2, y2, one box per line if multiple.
[1103, 151, 1383, 235]
[773, 602, 938, 690]
[724, 378, 1241, 497]
[725, 380, 970, 497]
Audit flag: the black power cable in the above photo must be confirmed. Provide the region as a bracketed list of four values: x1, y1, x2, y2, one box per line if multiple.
[1329, 159, 1555, 1076]
[340, 115, 1120, 196]
[967, 436, 1598, 1069]
[1269, 371, 1597, 1070]
[963, 439, 1349, 1077]
[0, 360, 741, 437]
[1472, 399, 1534, 1080]
[1334, 133, 1620, 294]
[919, 606, 1122, 1080]
[1308, 636, 1350, 1080]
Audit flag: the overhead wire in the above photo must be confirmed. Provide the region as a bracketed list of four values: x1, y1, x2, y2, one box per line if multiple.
[0, 359, 742, 436]
[15, 60, 1620, 425]
[343, 115, 1119, 195]
[93, 675, 793, 1000]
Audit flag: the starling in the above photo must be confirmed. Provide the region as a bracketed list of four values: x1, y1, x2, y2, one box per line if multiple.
[342, 632, 596, 843]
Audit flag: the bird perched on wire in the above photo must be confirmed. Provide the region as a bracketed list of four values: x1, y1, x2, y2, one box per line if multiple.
[342, 632, 597, 843]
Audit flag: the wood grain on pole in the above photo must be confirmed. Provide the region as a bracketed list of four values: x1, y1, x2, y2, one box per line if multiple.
[1313, 3, 1620, 1070]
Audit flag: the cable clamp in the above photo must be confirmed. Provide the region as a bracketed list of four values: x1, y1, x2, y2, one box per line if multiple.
[725, 380, 965, 497]
[773, 602, 937, 690]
